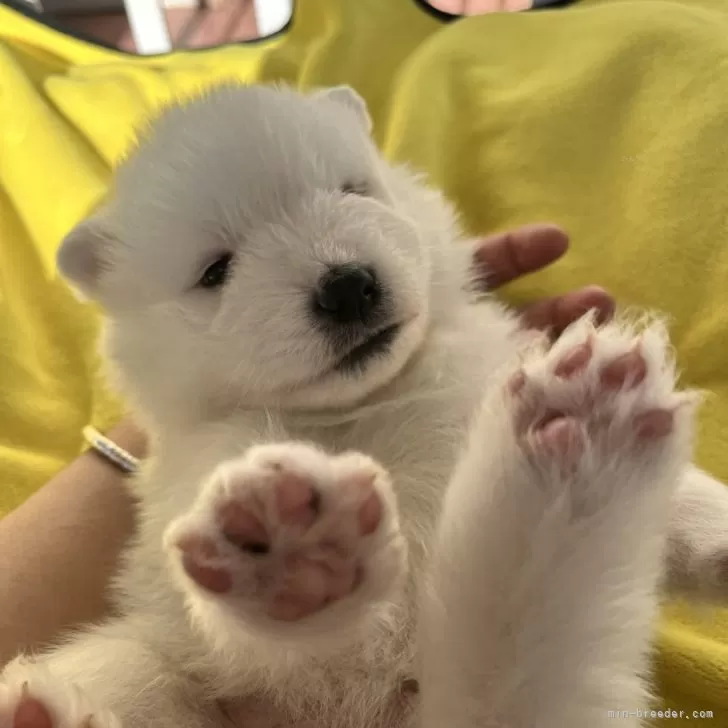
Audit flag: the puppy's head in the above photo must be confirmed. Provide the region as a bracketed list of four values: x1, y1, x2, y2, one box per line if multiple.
[57, 85, 440, 419]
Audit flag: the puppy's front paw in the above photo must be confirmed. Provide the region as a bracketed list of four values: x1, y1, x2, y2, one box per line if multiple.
[506, 314, 696, 516]
[165, 443, 405, 637]
[0, 659, 120, 728]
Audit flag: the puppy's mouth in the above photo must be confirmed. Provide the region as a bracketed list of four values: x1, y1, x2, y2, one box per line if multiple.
[335, 323, 402, 373]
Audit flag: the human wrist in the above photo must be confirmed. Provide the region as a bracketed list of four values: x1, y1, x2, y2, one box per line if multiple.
[104, 418, 148, 460]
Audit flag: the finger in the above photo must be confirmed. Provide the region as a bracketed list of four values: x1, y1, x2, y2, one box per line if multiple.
[520, 286, 615, 336]
[472, 223, 569, 290]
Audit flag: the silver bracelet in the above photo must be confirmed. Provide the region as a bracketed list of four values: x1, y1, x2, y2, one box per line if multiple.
[83, 425, 141, 475]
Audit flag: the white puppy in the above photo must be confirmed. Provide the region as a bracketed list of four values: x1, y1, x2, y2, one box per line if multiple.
[2, 84, 728, 728]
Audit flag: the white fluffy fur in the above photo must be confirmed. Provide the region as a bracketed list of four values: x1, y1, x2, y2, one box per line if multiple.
[3, 84, 728, 728]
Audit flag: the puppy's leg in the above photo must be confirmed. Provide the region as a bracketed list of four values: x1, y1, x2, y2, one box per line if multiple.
[164, 442, 407, 649]
[0, 619, 218, 728]
[666, 466, 728, 600]
[419, 315, 696, 728]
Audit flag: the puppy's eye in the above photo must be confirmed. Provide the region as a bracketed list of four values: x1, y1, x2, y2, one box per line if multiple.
[199, 254, 232, 289]
[340, 182, 369, 196]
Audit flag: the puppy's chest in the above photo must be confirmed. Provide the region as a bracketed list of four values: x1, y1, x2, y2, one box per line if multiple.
[213, 624, 417, 727]
[222, 694, 415, 728]
[221, 659, 419, 728]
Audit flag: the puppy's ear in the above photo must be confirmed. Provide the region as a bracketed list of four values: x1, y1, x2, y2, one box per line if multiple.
[314, 85, 372, 134]
[57, 215, 116, 302]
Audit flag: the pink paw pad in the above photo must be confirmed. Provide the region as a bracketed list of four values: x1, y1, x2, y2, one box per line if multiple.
[508, 371, 526, 395]
[274, 475, 320, 527]
[172, 454, 390, 623]
[266, 478, 382, 621]
[600, 349, 647, 390]
[531, 415, 584, 456]
[509, 324, 685, 464]
[13, 695, 54, 728]
[268, 555, 362, 622]
[554, 339, 593, 379]
[0, 673, 119, 728]
[356, 484, 383, 536]
[178, 536, 232, 594]
[634, 409, 674, 439]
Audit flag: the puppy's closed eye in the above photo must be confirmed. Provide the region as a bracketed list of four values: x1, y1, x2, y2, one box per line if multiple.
[340, 182, 370, 197]
[199, 254, 233, 289]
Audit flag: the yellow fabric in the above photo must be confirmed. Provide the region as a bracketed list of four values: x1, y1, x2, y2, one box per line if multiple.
[1, 0, 728, 720]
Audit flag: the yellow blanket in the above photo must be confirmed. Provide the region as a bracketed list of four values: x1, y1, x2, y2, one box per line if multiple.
[2, 0, 728, 720]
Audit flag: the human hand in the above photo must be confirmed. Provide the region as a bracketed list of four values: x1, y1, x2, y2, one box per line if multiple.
[471, 223, 615, 337]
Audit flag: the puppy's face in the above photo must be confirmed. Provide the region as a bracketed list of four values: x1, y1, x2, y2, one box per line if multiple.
[57, 86, 432, 415]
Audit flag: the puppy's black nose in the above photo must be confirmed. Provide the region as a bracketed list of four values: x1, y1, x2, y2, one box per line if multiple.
[315, 264, 381, 324]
